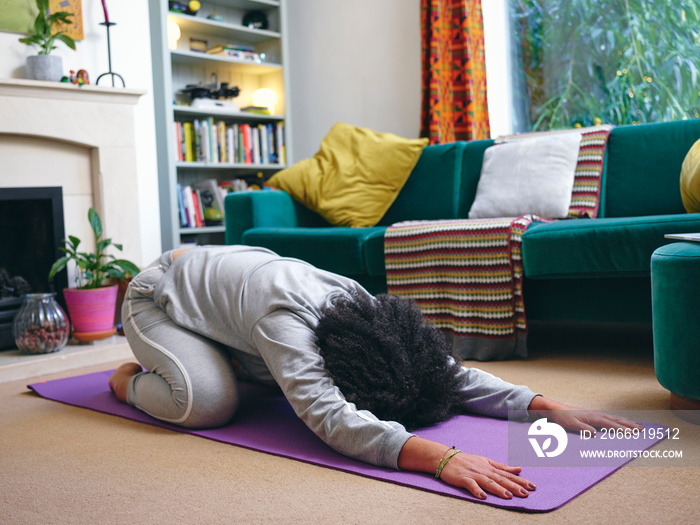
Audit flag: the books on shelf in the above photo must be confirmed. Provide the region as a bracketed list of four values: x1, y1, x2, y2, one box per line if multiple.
[206, 45, 262, 63]
[174, 118, 286, 166]
[178, 178, 254, 230]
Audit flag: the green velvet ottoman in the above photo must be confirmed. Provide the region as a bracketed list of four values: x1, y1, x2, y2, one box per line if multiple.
[651, 242, 700, 418]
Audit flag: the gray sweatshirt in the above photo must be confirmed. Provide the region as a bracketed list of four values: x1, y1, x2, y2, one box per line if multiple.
[153, 245, 537, 469]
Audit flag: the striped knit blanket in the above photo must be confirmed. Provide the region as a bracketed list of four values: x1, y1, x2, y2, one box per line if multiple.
[385, 126, 611, 361]
[385, 216, 540, 361]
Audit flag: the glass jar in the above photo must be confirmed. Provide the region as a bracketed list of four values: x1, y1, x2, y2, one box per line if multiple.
[13, 293, 70, 354]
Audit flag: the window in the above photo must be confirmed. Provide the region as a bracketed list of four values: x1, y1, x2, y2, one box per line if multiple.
[509, 0, 700, 131]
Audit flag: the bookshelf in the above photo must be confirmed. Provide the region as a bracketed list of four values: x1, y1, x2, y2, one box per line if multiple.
[149, 0, 292, 249]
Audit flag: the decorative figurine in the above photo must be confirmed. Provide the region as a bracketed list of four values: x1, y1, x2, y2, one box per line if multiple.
[76, 70, 89, 85]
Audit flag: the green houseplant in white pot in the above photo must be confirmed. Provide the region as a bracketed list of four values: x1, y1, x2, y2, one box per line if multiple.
[48, 208, 140, 341]
[19, 0, 77, 81]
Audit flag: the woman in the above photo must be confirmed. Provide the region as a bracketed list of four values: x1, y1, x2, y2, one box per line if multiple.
[109, 245, 640, 501]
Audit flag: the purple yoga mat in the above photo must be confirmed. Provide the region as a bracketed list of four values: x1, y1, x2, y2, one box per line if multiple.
[28, 370, 660, 512]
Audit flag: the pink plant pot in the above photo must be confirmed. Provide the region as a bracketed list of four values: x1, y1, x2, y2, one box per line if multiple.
[63, 285, 118, 339]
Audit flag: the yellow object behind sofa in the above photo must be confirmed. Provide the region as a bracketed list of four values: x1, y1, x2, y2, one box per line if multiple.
[267, 122, 428, 227]
[680, 138, 700, 213]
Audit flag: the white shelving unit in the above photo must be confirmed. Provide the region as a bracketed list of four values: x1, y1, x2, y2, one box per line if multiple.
[149, 0, 292, 249]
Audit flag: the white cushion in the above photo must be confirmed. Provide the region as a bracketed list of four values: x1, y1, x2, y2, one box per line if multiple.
[468, 133, 583, 219]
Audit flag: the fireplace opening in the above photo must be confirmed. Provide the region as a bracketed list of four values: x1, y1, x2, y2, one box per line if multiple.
[0, 187, 68, 350]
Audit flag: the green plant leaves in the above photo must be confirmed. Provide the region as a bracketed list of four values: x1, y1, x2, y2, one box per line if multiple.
[19, 0, 77, 55]
[111, 259, 141, 277]
[48, 208, 140, 289]
[54, 33, 76, 51]
[88, 207, 103, 239]
[511, 0, 700, 129]
[48, 256, 70, 280]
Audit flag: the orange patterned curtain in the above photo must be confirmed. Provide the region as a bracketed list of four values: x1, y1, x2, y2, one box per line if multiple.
[420, 0, 490, 144]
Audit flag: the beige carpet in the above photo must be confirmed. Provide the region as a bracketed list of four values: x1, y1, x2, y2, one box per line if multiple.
[1, 322, 698, 524]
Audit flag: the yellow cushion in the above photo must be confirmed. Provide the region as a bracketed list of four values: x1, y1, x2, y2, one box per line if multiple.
[267, 122, 428, 227]
[681, 138, 700, 213]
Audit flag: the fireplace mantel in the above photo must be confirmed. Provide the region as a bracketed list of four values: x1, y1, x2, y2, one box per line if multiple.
[0, 78, 148, 268]
[0, 78, 145, 104]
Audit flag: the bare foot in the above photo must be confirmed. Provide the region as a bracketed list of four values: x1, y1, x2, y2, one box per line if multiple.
[108, 362, 143, 403]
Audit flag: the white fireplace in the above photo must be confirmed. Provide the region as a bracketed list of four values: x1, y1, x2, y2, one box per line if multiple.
[0, 79, 150, 281]
[0, 79, 149, 381]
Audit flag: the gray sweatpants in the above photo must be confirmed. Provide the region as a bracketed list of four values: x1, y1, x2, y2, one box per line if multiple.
[122, 252, 240, 428]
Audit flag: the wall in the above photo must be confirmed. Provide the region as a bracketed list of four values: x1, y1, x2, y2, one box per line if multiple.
[284, 0, 422, 162]
[284, 0, 515, 161]
[0, 0, 161, 266]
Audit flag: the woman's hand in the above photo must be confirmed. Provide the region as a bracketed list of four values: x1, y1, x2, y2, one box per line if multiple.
[438, 450, 535, 500]
[528, 396, 644, 435]
[398, 436, 534, 500]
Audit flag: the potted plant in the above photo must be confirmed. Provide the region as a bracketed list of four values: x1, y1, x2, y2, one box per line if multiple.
[19, 0, 77, 81]
[49, 208, 140, 341]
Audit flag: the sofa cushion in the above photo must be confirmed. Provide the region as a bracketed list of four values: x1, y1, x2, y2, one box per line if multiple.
[468, 133, 582, 219]
[379, 142, 466, 225]
[266, 122, 427, 228]
[603, 120, 700, 218]
[522, 213, 700, 278]
[242, 226, 387, 276]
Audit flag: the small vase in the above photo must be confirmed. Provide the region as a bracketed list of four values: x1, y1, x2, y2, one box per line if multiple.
[13, 293, 70, 354]
[26, 55, 63, 82]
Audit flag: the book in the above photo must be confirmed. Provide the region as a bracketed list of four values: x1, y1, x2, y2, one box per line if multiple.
[193, 119, 202, 161]
[241, 106, 271, 115]
[277, 121, 285, 165]
[174, 118, 286, 166]
[174, 121, 183, 161]
[252, 126, 261, 164]
[182, 185, 196, 228]
[206, 48, 261, 62]
[176, 183, 188, 227]
[193, 179, 226, 225]
[267, 124, 276, 163]
[241, 124, 252, 163]
[206, 44, 255, 54]
[227, 127, 235, 164]
[191, 189, 203, 227]
[217, 121, 226, 163]
[199, 120, 210, 162]
[183, 122, 195, 162]
[260, 124, 269, 165]
[664, 233, 700, 243]
[208, 117, 218, 163]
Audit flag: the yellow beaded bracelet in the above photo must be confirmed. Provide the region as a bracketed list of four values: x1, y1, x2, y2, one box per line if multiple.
[435, 448, 462, 479]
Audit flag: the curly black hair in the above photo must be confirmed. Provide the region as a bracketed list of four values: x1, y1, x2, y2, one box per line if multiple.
[315, 292, 465, 430]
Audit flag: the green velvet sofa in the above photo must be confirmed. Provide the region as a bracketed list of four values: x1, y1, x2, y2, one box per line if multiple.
[225, 119, 700, 325]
